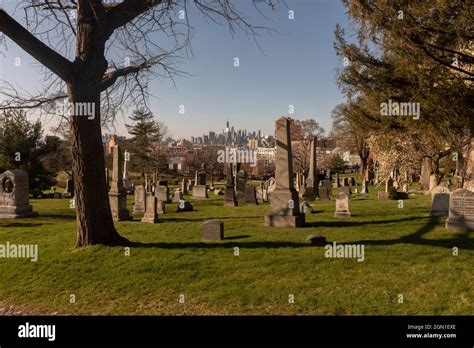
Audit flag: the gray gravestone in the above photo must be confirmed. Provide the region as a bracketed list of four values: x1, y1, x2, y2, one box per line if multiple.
[265, 117, 305, 227]
[334, 192, 351, 218]
[338, 186, 352, 198]
[245, 185, 258, 205]
[361, 180, 369, 193]
[141, 195, 159, 223]
[134, 185, 146, 214]
[319, 187, 331, 201]
[0, 169, 38, 218]
[430, 190, 450, 217]
[303, 137, 318, 200]
[174, 188, 183, 202]
[446, 189, 474, 230]
[236, 170, 247, 205]
[108, 145, 132, 221]
[155, 185, 170, 203]
[202, 220, 224, 241]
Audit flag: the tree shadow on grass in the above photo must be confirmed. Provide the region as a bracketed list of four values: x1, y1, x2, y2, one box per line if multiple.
[162, 216, 262, 223]
[304, 216, 427, 228]
[342, 216, 474, 250]
[35, 213, 76, 221]
[129, 240, 313, 250]
[0, 222, 45, 228]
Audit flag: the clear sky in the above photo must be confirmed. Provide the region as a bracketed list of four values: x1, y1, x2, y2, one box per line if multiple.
[0, 0, 352, 139]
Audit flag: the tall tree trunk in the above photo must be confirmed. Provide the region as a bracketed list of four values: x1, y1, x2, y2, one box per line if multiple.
[69, 2, 128, 247]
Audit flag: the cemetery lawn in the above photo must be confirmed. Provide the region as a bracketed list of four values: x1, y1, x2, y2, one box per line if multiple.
[0, 188, 473, 315]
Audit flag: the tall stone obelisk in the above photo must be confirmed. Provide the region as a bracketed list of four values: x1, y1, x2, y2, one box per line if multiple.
[303, 136, 318, 200]
[224, 127, 237, 206]
[265, 117, 305, 227]
[109, 145, 132, 221]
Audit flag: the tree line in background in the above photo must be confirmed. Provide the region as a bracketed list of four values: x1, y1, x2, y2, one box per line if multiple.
[332, 0, 473, 185]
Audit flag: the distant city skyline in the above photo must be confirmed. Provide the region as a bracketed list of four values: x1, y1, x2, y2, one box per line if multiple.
[0, 0, 351, 139]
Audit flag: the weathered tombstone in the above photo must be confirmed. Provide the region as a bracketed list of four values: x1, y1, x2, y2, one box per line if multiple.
[133, 185, 146, 214]
[303, 137, 318, 200]
[156, 199, 165, 214]
[155, 185, 170, 203]
[108, 145, 132, 221]
[224, 162, 238, 207]
[192, 185, 208, 199]
[0, 169, 38, 218]
[446, 189, 474, 230]
[321, 179, 331, 188]
[245, 185, 258, 205]
[378, 191, 389, 200]
[300, 201, 313, 214]
[420, 157, 432, 191]
[305, 234, 327, 245]
[361, 180, 369, 194]
[187, 180, 194, 192]
[174, 188, 183, 202]
[430, 188, 450, 217]
[318, 187, 331, 201]
[334, 192, 351, 218]
[202, 220, 224, 241]
[338, 186, 352, 198]
[193, 168, 208, 199]
[236, 170, 247, 205]
[141, 195, 159, 223]
[264, 117, 305, 227]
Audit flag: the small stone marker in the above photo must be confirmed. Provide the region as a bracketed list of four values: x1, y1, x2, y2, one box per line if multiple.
[378, 191, 389, 200]
[202, 220, 224, 241]
[305, 234, 327, 245]
[334, 192, 351, 218]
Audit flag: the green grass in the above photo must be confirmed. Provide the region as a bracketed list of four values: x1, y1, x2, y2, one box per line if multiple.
[0, 187, 473, 315]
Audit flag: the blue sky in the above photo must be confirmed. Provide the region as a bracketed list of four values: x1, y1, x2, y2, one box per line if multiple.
[0, 0, 352, 139]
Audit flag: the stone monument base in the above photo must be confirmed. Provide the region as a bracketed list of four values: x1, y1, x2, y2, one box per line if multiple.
[109, 193, 132, 221]
[335, 211, 351, 218]
[264, 214, 305, 227]
[0, 205, 38, 218]
[446, 218, 474, 230]
[430, 209, 448, 217]
[223, 188, 237, 206]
